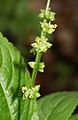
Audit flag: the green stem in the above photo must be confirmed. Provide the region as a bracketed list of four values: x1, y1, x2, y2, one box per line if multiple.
[31, 0, 51, 85]
[46, 0, 51, 12]
[31, 51, 42, 85]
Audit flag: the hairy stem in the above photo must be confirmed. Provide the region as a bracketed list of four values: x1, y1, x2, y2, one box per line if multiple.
[31, 0, 51, 85]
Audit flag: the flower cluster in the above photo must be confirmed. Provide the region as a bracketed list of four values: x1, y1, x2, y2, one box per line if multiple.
[39, 8, 57, 35]
[40, 19, 57, 34]
[22, 85, 40, 99]
[31, 36, 52, 53]
[31, 8, 57, 53]
[28, 61, 45, 72]
[39, 9, 56, 21]
[29, 8, 57, 73]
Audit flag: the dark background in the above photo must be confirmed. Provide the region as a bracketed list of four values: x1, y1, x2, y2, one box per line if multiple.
[0, 0, 78, 96]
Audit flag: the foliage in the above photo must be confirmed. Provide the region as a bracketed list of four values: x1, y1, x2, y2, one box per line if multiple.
[0, 33, 37, 120]
[0, 0, 78, 120]
[38, 92, 78, 120]
[0, 29, 78, 120]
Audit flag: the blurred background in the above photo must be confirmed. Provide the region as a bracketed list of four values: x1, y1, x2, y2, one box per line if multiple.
[0, 0, 78, 96]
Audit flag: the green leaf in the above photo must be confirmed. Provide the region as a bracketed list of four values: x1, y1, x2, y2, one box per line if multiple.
[0, 33, 38, 120]
[38, 92, 78, 120]
[69, 114, 78, 120]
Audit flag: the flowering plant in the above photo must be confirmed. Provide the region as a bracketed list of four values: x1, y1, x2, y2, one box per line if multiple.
[0, 0, 78, 120]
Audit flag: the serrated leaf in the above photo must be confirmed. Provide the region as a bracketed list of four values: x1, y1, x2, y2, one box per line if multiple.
[38, 92, 78, 120]
[0, 33, 38, 120]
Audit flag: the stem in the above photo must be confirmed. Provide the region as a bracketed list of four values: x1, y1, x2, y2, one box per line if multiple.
[31, 51, 42, 85]
[46, 0, 51, 12]
[31, 0, 51, 85]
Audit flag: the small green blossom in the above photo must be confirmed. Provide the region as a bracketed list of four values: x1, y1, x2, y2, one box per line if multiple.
[28, 62, 45, 72]
[22, 86, 31, 99]
[30, 1, 57, 85]
[39, 62, 45, 72]
[22, 85, 40, 99]
[31, 36, 52, 52]
[40, 20, 57, 34]
[28, 62, 35, 69]
[29, 85, 40, 99]
[39, 9, 56, 21]
[31, 8, 57, 54]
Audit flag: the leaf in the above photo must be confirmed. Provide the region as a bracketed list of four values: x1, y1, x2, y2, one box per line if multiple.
[69, 114, 78, 120]
[0, 33, 38, 120]
[38, 92, 78, 120]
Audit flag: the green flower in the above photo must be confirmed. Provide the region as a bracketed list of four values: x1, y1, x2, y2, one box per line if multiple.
[22, 85, 40, 99]
[29, 85, 40, 99]
[28, 62, 45, 72]
[31, 36, 52, 52]
[39, 9, 56, 21]
[22, 86, 30, 99]
[40, 19, 57, 34]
